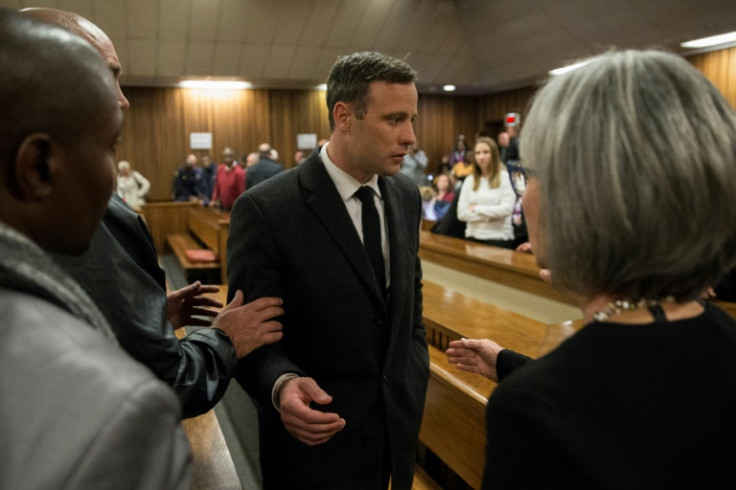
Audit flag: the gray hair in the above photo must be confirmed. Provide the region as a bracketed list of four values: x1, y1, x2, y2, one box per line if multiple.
[326, 51, 417, 130]
[522, 49, 736, 301]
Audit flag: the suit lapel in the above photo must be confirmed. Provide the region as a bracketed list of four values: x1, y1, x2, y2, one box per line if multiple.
[380, 177, 412, 316]
[298, 155, 386, 305]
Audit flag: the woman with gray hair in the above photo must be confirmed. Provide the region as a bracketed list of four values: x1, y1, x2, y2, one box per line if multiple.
[116, 159, 150, 211]
[446, 50, 736, 488]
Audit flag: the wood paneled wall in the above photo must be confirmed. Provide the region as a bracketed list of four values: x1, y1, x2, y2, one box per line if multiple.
[119, 86, 490, 200]
[119, 87, 329, 201]
[117, 46, 735, 202]
[688, 45, 736, 109]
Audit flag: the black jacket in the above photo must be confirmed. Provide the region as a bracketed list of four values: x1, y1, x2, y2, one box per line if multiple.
[52, 194, 237, 418]
[228, 153, 429, 490]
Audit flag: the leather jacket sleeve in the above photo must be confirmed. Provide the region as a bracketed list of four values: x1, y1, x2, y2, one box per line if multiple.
[52, 196, 238, 418]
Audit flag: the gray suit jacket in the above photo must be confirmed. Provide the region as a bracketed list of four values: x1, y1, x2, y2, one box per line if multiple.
[245, 157, 284, 189]
[0, 289, 191, 489]
[228, 152, 429, 490]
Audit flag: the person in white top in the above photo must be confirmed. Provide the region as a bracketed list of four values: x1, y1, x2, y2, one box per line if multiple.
[116, 160, 150, 211]
[457, 136, 516, 248]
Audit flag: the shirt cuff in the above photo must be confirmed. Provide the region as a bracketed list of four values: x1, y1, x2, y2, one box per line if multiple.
[271, 373, 300, 412]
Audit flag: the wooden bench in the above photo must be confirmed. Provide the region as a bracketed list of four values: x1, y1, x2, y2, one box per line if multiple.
[167, 207, 230, 283]
[420, 230, 573, 305]
[419, 280, 580, 488]
[141, 201, 197, 253]
[183, 411, 242, 490]
[172, 289, 242, 490]
[167, 233, 220, 271]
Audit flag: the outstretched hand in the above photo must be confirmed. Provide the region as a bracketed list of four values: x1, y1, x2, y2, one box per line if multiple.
[167, 281, 223, 328]
[446, 338, 505, 382]
[213, 290, 284, 358]
[279, 377, 346, 446]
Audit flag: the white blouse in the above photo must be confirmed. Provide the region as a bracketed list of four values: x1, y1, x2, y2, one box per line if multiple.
[116, 171, 151, 211]
[457, 171, 516, 241]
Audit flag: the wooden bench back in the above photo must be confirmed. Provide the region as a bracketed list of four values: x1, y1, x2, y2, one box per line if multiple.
[420, 231, 573, 305]
[420, 280, 581, 488]
[187, 207, 230, 280]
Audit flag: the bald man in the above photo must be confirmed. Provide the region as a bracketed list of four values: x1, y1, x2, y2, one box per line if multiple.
[246, 142, 285, 188]
[0, 9, 190, 488]
[21, 7, 284, 418]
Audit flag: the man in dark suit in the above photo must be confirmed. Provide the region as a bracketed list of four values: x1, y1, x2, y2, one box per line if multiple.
[228, 51, 430, 489]
[245, 142, 285, 188]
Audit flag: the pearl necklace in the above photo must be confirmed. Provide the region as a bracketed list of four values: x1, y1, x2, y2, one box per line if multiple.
[592, 297, 675, 322]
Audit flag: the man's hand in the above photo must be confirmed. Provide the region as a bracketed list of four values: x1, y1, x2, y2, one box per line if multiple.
[279, 377, 346, 446]
[515, 241, 532, 254]
[213, 290, 284, 358]
[539, 268, 552, 284]
[446, 338, 505, 382]
[167, 281, 223, 328]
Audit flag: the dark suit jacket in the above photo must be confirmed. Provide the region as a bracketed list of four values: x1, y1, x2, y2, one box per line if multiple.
[246, 157, 285, 189]
[228, 152, 430, 490]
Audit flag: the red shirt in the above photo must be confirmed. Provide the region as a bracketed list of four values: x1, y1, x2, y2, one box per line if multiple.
[212, 163, 245, 210]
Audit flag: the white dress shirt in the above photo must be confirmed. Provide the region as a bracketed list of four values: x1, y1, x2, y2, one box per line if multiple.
[320, 143, 390, 284]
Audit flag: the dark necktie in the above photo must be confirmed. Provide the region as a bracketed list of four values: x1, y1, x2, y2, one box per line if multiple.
[355, 186, 386, 292]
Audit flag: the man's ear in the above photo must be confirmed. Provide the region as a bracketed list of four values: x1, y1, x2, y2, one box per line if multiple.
[14, 133, 57, 199]
[333, 102, 352, 131]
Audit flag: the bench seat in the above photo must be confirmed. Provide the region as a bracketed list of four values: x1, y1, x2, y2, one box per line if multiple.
[167, 233, 220, 269]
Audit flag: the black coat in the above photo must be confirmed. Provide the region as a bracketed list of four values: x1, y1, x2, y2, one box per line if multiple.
[52, 194, 237, 418]
[228, 152, 430, 490]
[246, 157, 285, 189]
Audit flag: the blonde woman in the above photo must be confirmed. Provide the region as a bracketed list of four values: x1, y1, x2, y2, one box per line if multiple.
[456, 137, 516, 249]
[116, 160, 150, 211]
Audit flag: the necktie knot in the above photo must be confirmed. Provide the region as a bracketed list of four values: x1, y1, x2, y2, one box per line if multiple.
[355, 186, 376, 207]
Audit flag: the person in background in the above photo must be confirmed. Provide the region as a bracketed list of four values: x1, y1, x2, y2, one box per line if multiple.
[420, 185, 438, 221]
[172, 153, 203, 202]
[505, 125, 520, 163]
[116, 160, 150, 211]
[446, 50, 736, 489]
[294, 150, 306, 166]
[246, 142, 285, 188]
[457, 136, 516, 249]
[452, 149, 474, 181]
[400, 141, 429, 186]
[210, 146, 245, 211]
[0, 10, 191, 488]
[432, 172, 455, 220]
[243, 151, 259, 169]
[505, 156, 529, 248]
[228, 50, 429, 490]
[447, 133, 467, 169]
[497, 131, 510, 164]
[23, 7, 285, 419]
[199, 154, 217, 206]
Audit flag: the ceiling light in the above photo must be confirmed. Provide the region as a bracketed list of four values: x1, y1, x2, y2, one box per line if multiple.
[316, 84, 327, 91]
[443, 84, 456, 92]
[179, 80, 251, 90]
[680, 31, 736, 49]
[549, 60, 593, 76]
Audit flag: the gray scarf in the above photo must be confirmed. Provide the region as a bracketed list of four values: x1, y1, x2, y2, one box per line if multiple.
[0, 222, 117, 343]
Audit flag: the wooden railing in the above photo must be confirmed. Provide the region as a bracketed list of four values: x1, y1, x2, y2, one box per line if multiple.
[419, 231, 573, 305]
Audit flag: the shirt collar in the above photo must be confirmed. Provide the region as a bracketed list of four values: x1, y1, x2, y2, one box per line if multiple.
[320, 143, 381, 202]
